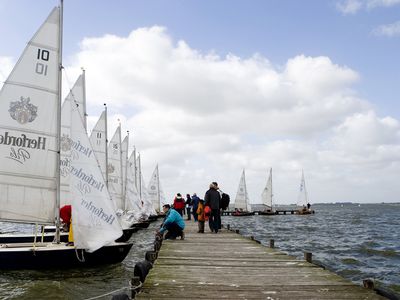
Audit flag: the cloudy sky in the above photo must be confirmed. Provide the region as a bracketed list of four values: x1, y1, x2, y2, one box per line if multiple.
[1, 0, 399, 205]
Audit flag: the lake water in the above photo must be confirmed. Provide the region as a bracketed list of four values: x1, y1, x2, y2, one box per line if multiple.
[1, 203, 399, 299]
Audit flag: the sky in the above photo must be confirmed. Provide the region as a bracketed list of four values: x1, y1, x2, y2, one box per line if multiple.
[0, 0, 399, 205]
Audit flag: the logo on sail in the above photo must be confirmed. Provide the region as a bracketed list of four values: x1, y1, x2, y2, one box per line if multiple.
[108, 163, 115, 174]
[60, 134, 72, 152]
[9, 97, 38, 124]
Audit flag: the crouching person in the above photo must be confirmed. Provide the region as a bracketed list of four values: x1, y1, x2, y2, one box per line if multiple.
[158, 204, 185, 240]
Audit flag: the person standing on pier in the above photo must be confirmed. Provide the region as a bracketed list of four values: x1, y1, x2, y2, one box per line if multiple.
[196, 199, 206, 233]
[185, 194, 192, 220]
[158, 204, 185, 240]
[204, 182, 221, 233]
[173, 193, 185, 216]
[191, 193, 200, 221]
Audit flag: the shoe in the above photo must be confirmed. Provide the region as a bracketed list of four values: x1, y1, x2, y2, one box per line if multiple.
[180, 231, 185, 240]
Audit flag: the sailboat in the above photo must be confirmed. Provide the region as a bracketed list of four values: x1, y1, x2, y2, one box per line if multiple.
[295, 170, 315, 215]
[0, 3, 132, 269]
[232, 170, 254, 216]
[259, 168, 276, 215]
[147, 164, 166, 217]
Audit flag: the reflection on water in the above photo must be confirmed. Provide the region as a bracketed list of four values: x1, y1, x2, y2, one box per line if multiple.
[1, 204, 400, 298]
[223, 203, 400, 295]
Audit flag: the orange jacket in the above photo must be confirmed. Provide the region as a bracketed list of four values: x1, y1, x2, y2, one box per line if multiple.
[196, 202, 206, 221]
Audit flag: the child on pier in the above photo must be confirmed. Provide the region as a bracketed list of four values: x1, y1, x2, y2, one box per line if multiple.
[196, 199, 207, 233]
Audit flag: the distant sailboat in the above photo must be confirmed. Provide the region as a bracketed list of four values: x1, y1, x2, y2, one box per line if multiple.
[0, 3, 132, 269]
[232, 170, 254, 216]
[259, 168, 276, 215]
[295, 170, 315, 215]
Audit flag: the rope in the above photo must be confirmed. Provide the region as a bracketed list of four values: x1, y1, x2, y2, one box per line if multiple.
[74, 248, 85, 262]
[83, 280, 143, 300]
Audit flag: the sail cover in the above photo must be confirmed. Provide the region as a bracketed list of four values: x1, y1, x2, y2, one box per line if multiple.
[69, 102, 122, 252]
[0, 7, 60, 224]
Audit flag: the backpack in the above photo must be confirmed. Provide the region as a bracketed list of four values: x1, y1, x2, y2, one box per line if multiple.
[204, 205, 211, 218]
[220, 193, 230, 210]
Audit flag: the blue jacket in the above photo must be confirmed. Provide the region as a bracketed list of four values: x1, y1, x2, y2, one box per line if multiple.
[160, 208, 185, 234]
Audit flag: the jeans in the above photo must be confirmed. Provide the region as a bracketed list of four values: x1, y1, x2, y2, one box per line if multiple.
[163, 222, 184, 239]
[209, 209, 221, 233]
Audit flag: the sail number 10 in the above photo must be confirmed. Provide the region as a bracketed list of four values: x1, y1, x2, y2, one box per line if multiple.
[35, 49, 50, 76]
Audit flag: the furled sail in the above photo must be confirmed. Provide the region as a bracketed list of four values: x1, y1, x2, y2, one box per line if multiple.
[0, 7, 60, 224]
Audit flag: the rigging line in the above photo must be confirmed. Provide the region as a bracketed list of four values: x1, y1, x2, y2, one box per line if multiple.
[84, 281, 143, 300]
[62, 67, 79, 105]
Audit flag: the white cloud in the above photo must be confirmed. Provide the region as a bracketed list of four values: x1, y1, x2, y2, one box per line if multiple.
[336, 0, 400, 14]
[336, 0, 363, 14]
[1, 25, 395, 204]
[372, 21, 400, 37]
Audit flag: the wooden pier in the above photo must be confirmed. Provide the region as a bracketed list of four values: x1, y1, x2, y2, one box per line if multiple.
[136, 221, 385, 299]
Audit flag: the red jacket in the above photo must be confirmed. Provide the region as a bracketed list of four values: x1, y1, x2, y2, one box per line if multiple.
[173, 197, 185, 210]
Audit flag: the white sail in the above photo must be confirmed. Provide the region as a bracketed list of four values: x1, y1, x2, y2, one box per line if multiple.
[107, 126, 123, 210]
[0, 7, 60, 224]
[297, 170, 309, 207]
[60, 73, 85, 207]
[147, 164, 164, 213]
[121, 133, 129, 207]
[234, 169, 251, 212]
[261, 168, 273, 209]
[141, 172, 156, 216]
[89, 109, 107, 184]
[125, 151, 144, 219]
[69, 103, 122, 252]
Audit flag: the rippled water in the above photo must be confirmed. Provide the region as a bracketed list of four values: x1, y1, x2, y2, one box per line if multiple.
[1, 204, 399, 299]
[223, 203, 400, 295]
[0, 221, 160, 299]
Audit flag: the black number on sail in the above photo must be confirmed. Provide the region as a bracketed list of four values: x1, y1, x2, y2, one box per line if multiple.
[35, 49, 49, 76]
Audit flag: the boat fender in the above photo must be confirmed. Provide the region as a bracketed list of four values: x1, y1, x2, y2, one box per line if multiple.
[145, 251, 157, 263]
[375, 287, 400, 300]
[153, 240, 161, 252]
[134, 260, 152, 282]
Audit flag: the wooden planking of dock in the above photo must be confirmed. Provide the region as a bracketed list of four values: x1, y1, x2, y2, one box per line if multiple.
[137, 220, 385, 299]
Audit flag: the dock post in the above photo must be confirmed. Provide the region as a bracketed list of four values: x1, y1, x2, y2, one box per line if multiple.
[269, 239, 275, 248]
[304, 252, 312, 263]
[235, 229, 240, 234]
[227, 224, 230, 230]
[363, 279, 375, 290]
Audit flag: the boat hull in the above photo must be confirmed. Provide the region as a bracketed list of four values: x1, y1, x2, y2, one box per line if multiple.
[115, 227, 139, 242]
[0, 242, 133, 269]
[131, 221, 150, 229]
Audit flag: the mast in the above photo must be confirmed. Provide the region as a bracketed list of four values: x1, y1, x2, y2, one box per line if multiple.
[123, 131, 130, 210]
[156, 164, 160, 212]
[82, 68, 87, 132]
[55, 0, 64, 243]
[118, 123, 123, 208]
[243, 169, 248, 211]
[270, 168, 273, 209]
[104, 103, 109, 187]
[133, 147, 137, 189]
[138, 153, 142, 201]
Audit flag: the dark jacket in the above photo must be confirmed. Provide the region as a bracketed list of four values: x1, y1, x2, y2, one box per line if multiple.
[204, 188, 221, 210]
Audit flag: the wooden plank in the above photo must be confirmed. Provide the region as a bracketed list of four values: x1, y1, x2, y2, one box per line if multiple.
[137, 221, 385, 299]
